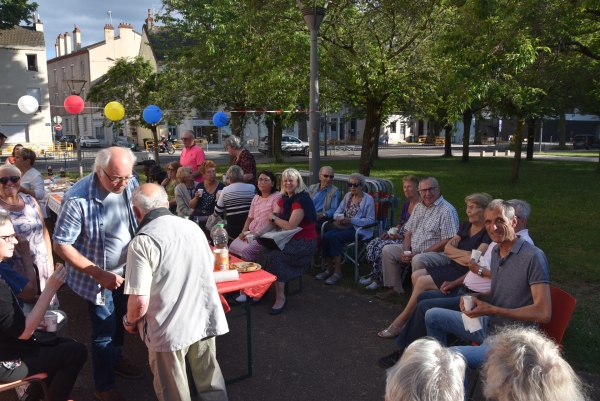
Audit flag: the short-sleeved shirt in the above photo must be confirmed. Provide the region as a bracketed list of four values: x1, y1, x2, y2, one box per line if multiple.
[488, 238, 550, 331]
[233, 148, 256, 185]
[180, 145, 205, 183]
[404, 195, 459, 252]
[449, 222, 492, 270]
[276, 197, 317, 241]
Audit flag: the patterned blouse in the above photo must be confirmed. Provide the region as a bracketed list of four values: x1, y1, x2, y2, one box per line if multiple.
[233, 148, 257, 185]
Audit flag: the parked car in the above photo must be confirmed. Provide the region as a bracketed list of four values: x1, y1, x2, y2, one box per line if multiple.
[80, 136, 100, 148]
[60, 135, 76, 144]
[112, 136, 137, 151]
[258, 135, 309, 156]
[572, 134, 600, 150]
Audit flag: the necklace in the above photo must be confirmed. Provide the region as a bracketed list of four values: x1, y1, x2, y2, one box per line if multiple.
[0, 196, 20, 206]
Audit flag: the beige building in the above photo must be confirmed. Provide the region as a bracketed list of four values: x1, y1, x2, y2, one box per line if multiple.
[0, 18, 53, 151]
[47, 22, 141, 145]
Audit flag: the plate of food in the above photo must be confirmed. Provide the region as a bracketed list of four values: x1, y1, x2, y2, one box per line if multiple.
[231, 262, 261, 273]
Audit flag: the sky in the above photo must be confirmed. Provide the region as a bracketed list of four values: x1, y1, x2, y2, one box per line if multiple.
[35, 1, 158, 60]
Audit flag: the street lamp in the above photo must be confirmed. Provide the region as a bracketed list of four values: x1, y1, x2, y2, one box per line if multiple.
[65, 78, 87, 178]
[297, 1, 327, 185]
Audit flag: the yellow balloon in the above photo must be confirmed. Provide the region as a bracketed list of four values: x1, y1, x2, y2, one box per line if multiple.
[104, 101, 125, 121]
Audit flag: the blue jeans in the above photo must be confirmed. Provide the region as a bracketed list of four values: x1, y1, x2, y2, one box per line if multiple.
[86, 285, 127, 391]
[321, 228, 357, 259]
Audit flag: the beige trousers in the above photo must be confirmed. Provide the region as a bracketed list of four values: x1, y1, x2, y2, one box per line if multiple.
[381, 245, 450, 291]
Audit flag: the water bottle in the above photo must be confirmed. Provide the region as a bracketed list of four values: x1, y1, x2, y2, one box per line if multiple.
[60, 167, 66, 178]
[211, 223, 229, 271]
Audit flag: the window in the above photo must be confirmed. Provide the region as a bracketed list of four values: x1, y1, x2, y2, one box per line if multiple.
[26, 88, 41, 113]
[65, 119, 69, 132]
[63, 91, 67, 101]
[81, 62, 85, 77]
[71, 64, 75, 78]
[81, 87, 86, 101]
[400, 124, 406, 137]
[54, 93, 59, 106]
[62, 67, 66, 80]
[389, 122, 397, 133]
[95, 126, 105, 140]
[53, 69, 57, 83]
[83, 117, 88, 132]
[26, 55, 37, 71]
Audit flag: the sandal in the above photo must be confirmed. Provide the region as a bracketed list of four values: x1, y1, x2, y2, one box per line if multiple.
[315, 270, 332, 280]
[325, 273, 342, 285]
[378, 324, 402, 339]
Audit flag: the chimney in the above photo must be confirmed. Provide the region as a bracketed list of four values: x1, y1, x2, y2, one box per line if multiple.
[118, 22, 133, 44]
[33, 13, 43, 32]
[64, 31, 72, 54]
[54, 40, 59, 58]
[104, 24, 114, 42]
[73, 24, 81, 51]
[145, 9, 154, 31]
[58, 33, 65, 57]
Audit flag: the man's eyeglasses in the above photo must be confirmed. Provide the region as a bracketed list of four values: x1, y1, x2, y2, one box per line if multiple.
[321, 174, 334, 179]
[419, 187, 438, 194]
[347, 182, 361, 188]
[102, 168, 132, 184]
[0, 233, 17, 243]
[0, 176, 20, 185]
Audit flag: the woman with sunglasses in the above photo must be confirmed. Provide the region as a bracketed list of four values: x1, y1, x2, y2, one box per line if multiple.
[161, 161, 181, 214]
[316, 173, 376, 285]
[0, 165, 55, 312]
[0, 211, 87, 401]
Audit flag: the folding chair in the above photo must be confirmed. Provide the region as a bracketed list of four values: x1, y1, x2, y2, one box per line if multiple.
[0, 373, 50, 401]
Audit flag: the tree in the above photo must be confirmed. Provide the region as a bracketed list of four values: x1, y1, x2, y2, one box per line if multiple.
[0, 0, 37, 30]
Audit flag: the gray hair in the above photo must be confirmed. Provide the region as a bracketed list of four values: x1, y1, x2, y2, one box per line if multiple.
[486, 199, 515, 220]
[132, 183, 168, 213]
[0, 210, 11, 228]
[508, 199, 531, 220]
[0, 164, 22, 178]
[93, 147, 137, 171]
[419, 176, 439, 189]
[223, 135, 243, 150]
[465, 193, 493, 209]
[483, 327, 586, 401]
[386, 338, 466, 401]
[226, 165, 244, 183]
[319, 166, 334, 175]
[281, 168, 307, 195]
[348, 172, 366, 186]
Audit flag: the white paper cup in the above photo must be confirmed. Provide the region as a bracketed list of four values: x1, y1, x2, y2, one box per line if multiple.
[471, 249, 482, 262]
[244, 231, 252, 236]
[404, 251, 412, 255]
[44, 311, 58, 332]
[246, 234, 255, 246]
[196, 189, 204, 197]
[388, 227, 399, 235]
[222, 174, 227, 182]
[463, 296, 474, 312]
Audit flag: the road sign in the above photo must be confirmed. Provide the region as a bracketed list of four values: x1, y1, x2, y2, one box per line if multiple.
[54, 124, 62, 131]
[53, 116, 62, 124]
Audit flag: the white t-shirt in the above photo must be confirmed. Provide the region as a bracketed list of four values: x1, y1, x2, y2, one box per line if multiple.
[21, 168, 46, 217]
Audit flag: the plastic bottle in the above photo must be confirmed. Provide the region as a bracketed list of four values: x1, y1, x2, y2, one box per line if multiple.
[211, 223, 229, 271]
[59, 167, 66, 178]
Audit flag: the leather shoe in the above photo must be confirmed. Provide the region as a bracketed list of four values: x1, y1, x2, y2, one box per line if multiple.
[375, 289, 400, 300]
[114, 358, 143, 379]
[378, 350, 403, 369]
[94, 388, 127, 401]
[269, 299, 287, 315]
[250, 297, 262, 306]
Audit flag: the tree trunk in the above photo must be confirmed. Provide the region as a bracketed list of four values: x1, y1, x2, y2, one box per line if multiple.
[359, 97, 383, 176]
[273, 114, 283, 163]
[372, 123, 380, 161]
[526, 117, 535, 161]
[443, 123, 452, 157]
[151, 125, 160, 164]
[596, 149, 600, 173]
[558, 112, 566, 148]
[266, 118, 274, 158]
[511, 118, 526, 183]
[231, 112, 245, 139]
[474, 114, 484, 145]
[462, 109, 472, 163]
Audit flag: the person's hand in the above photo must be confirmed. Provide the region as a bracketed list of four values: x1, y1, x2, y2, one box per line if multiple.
[467, 259, 481, 274]
[14, 233, 30, 255]
[194, 190, 201, 198]
[96, 270, 124, 291]
[401, 251, 415, 263]
[124, 322, 139, 334]
[317, 212, 323, 219]
[268, 212, 275, 221]
[381, 232, 390, 240]
[449, 237, 460, 247]
[440, 279, 459, 295]
[239, 231, 247, 240]
[45, 263, 67, 292]
[462, 295, 491, 318]
[389, 233, 404, 241]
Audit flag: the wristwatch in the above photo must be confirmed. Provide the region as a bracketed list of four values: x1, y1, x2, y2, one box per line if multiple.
[271, 216, 277, 222]
[477, 267, 484, 277]
[123, 315, 135, 327]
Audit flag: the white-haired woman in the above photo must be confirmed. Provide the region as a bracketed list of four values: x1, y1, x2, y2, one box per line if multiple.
[385, 338, 465, 401]
[224, 135, 256, 185]
[316, 173, 375, 285]
[256, 168, 317, 315]
[214, 165, 255, 239]
[174, 166, 200, 217]
[483, 327, 586, 401]
[0, 165, 55, 311]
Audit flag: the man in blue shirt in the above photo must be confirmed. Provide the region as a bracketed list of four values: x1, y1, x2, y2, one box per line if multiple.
[308, 166, 340, 229]
[53, 147, 142, 401]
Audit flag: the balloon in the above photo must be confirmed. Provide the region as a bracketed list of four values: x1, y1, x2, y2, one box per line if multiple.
[143, 105, 163, 125]
[64, 95, 84, 114]
[213, 111, 228, 127]
[17, 95, 39, 114]
[104, 101, 125, 121]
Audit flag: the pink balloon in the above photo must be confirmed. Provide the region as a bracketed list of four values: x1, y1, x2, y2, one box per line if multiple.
[64, 95, 84, 114]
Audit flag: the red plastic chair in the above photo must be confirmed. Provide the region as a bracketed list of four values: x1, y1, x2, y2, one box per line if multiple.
[0, 373, 50, 400]
[540, 285, 577, 346]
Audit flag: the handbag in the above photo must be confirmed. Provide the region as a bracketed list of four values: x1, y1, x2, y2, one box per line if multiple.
[332, 221, 353, 231]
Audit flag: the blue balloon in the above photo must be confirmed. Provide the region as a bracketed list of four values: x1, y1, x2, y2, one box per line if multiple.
[143, 105, 163, 125]
[213, 111, 228, 128]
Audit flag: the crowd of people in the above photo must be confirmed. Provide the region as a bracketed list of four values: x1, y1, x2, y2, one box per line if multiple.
[0, 132, 587, 401]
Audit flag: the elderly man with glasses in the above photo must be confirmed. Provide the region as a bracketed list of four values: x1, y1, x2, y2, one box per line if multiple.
[377, 177, 458, 299]
[53, 147, 143, 401]
[307, 166, 341, 222]
[179, 130, 205, 183]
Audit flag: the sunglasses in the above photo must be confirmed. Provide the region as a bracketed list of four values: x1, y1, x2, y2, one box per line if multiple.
[347, 182, 361, 188]
[0, 176, 20, 185]
[322, 174, 334, 179]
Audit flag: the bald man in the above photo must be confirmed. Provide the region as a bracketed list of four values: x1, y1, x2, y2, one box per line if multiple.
[53, 147, 143, 401]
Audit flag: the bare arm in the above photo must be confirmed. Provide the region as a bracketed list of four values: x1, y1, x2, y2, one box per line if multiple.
[445, 239, 489, 266]
[35, 199, 53, 273]
[12, 234, 38, 301]
[239, 217, 254, 240]
[124, 294, 149, 334]
[243, 173, 253, 183]
[269, 207, 304, 231]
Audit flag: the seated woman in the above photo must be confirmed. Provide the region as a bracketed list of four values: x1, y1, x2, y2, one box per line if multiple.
[214, 165, 255, 239]
[175, 166, 200, 218]
[316, 173, 376, 285]
[5, 144, 23, 165]
[256, 168, 317, 314]
[0, 211, 87, 401]
[378, 192, 492, 338]
[230, 170, 281, 262]
[189, 161, 225, 232]
[361, 175, 420, 290]
[161, 161, 181, 214]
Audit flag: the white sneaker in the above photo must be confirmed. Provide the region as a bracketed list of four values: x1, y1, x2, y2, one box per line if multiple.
[366, 281, 382, 290]
[359, 276, 373, 286]
[235, 291, 247, 303]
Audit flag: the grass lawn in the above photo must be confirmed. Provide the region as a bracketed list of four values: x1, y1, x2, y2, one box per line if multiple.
[541, 151, 600, 158]
[247, 156, 600, 374]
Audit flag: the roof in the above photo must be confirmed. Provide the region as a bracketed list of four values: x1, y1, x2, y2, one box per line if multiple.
[0, 25, 45, 48]
[143, 24, 196, 63]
